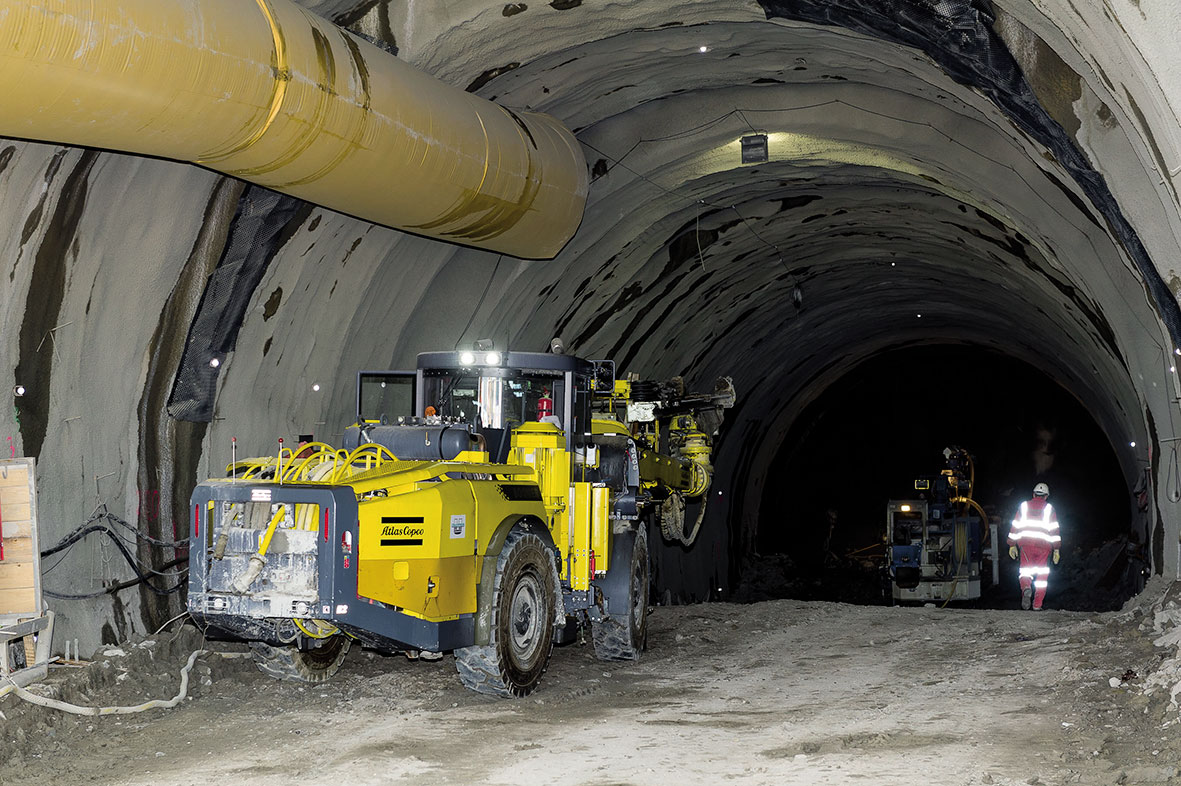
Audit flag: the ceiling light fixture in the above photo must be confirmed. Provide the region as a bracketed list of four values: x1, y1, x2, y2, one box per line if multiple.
[741, 133, 768, 164]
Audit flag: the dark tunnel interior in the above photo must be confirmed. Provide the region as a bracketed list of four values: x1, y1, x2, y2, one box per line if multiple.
[743, 344, 1139, 611]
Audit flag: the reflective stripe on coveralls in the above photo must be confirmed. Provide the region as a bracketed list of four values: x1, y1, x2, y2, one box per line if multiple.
[1009, 501, 1061, 545]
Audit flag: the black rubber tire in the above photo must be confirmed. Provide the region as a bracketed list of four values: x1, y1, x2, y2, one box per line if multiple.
[250, 635, 351, 683]
[591, 528, 649, 661]
[454, 529, 557, 697]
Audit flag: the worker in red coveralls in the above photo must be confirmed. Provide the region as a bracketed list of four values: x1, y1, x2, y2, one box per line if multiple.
[1007, 482, 1061, 610]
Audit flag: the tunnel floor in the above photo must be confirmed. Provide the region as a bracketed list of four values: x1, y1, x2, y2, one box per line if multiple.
[3, 596, 1179, 785]
[734, 539, 1145, 612]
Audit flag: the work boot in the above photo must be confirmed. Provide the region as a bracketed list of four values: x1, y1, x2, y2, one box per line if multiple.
[1021, 587, 1032, 610]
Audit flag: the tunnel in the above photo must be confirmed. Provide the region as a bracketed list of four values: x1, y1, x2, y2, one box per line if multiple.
[1, 0, 1180, 654]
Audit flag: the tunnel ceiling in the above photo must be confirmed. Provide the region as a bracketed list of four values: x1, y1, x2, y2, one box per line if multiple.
[4, 0, 1181, 644]
[404, 7, 1167, 470]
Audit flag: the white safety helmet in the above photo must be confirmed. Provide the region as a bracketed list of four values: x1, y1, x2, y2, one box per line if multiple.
[1033, 482, 1050, 497]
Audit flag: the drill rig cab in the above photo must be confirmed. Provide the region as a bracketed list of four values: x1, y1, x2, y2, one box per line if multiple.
[885, 447, 999, 604]
[188, 348, 733, 697]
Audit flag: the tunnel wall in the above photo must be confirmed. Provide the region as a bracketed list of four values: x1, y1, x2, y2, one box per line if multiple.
[2, 0, 1181, 652]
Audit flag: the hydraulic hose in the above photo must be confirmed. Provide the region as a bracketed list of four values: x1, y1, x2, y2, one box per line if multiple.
[951, 496, 991, 534]
[661, 493, 707, 547]
[0, 650, 250, 714]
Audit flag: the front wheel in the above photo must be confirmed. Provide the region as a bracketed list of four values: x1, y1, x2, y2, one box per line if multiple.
[250, 635, 351, 683]
[455, 529, 557, 697]
[591, 528, 649, 661]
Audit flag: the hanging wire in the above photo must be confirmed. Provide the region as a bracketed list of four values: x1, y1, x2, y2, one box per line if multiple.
[455, 254, 503, 350]
[695, 202, 707, 271]
[579, 138, 795, 280]
[1167, 443, 1181, 503]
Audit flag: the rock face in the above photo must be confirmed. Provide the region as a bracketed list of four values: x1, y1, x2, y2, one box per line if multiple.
[2, 0, 1180, 651]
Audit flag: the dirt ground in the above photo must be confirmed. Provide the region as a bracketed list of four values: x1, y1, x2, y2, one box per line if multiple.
[4, 584, 1181, 785]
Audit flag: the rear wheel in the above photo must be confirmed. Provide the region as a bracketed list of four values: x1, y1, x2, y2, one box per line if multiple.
[455, 529, 557, 697]
[592, 528, 649, 661]
[250, 635, 350, 683]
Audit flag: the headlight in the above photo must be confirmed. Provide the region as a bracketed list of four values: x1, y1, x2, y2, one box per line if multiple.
[484, 351, 501, 365]
[459, 351, 476, 366]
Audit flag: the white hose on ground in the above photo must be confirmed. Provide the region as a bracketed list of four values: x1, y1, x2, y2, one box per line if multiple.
[0, 649, 250, 715]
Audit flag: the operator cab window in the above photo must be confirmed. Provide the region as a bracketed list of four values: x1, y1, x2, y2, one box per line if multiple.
[357, 371, 415, 423]
[423, 371, 566, 430]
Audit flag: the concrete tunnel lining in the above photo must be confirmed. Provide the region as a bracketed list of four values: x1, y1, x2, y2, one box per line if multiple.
[1, 0, 1180, 649]
[459, 22, 1162, 586]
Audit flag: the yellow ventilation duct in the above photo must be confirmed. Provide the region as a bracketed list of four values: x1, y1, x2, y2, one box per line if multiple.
[0, 0, 587, 259]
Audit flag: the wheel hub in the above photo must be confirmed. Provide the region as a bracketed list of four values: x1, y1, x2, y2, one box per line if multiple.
[510, 573, 543, 657]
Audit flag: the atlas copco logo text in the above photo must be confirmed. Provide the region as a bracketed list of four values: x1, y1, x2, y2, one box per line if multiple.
[381, 524, 425, 537]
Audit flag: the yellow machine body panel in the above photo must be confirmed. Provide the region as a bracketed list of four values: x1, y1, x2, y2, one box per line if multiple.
[568, 482, 611, 590]
[355, 470, 548, 622]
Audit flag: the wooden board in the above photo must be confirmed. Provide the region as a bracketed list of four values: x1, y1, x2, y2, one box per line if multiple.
[0, 466, 30, 489]
[0, 519, 32, 539]
[0, 588, 37, 614]
[0, 561, 34, 589]
[0, 537, 34, 562]
[0, 459, 38, 616]
[0, 501, 31, 522]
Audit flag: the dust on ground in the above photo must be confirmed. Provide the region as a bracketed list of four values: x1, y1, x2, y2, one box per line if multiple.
[3, 584, 1181, 786]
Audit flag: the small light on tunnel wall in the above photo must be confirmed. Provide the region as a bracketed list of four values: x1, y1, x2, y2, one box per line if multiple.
[12, 384, 25, 397]
[916, 314, 922, 318]
[741, 134, 769, 164]
[1131, 441, 1137, 448]
[312, 383, 321, 392]
[698, 45, 709, 53]
[209, 357, 220, 368]
[1175, 348, 1180, 356]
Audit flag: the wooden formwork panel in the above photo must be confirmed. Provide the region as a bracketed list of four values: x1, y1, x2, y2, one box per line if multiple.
[0, 459, 39, 617]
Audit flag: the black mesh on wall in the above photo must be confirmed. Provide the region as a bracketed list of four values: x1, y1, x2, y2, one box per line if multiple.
[167, 187, 313, 422]
[758, 0, 1181, 349]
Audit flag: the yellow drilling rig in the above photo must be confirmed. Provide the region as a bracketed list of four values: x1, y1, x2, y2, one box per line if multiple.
[187, 348, 734, 696]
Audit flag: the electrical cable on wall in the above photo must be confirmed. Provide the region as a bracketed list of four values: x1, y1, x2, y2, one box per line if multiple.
[39, 509, 189, 599]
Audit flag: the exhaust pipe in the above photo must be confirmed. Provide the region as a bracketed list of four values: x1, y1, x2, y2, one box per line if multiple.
[0, 0, 587, 258]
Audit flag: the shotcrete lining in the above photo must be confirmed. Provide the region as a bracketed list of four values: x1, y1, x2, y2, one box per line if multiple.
[431, 11, 1159, 583]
